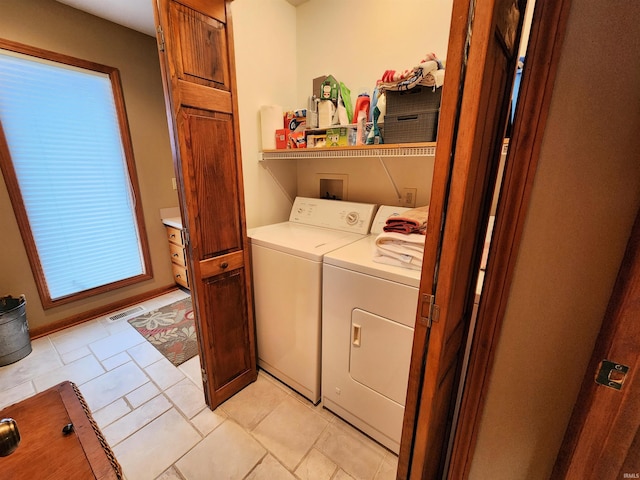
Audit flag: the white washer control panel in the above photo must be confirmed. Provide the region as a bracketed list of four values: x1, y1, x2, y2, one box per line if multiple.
[289, 197, 376, 234]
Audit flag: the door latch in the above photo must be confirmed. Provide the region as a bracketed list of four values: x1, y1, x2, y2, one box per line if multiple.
[595, 360, 629, 391]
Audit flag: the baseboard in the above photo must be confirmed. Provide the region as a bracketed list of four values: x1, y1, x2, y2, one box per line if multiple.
[29, 285, 180, 339]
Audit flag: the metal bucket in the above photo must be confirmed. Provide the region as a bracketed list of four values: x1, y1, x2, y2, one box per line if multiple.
[0, 296, 31, 367]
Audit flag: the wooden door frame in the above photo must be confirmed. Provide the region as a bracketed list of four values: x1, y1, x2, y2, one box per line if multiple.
[444, 0, 573, 477]
[397, 0, 473, 476]
[400, 0, 529, 476]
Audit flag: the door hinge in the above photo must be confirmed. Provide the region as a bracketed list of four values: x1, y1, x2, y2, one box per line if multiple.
[156, 26, 166, 52]
[595, 360, 629, 391]
[419, 293, 440, 328]
[201, 367, 208, 384]
[183, 228, 190, 246]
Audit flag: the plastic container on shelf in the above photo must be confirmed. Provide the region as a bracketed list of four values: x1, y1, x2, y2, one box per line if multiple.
[383, 110, 439, 143]
[352, 93, 370, 126]
[385, 86, 441, 116]
[383, 86, 442, 143]
[355, 110, 367, 145]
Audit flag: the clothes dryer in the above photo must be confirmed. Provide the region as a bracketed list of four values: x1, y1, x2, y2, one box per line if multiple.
[322, 207, 490, 452]
[248, 197, 376, 403]
[321, 206, 418, 452]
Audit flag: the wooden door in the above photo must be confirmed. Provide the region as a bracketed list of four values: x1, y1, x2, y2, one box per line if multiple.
[446, 1, 573, 477]
[153, 0, 256, 408]
[551, 208, 640, 478]
[398, 0, 527, 477]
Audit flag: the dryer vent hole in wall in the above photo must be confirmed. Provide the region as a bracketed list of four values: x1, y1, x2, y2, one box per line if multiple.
[318, 174, 348, 200]
[320, 179, 344, 200]
[106, 306, 145, 322]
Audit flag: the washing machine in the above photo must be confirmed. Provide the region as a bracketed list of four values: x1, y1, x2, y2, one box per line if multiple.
[248, 197, 376, 404]
[322, 208, 492, 453]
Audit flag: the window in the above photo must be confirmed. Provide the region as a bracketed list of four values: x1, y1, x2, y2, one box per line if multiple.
[0, 40, 151, 308]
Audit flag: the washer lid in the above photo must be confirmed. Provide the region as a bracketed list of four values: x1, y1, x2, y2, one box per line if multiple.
[248, 222, 367, 261]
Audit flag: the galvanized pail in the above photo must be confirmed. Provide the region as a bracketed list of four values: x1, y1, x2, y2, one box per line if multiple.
[0, 296, 31, 367]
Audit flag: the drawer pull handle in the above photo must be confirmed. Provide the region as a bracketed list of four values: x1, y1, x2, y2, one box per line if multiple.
[175, 274, 181, 278]
[169, 234, 176, 238]
[172, 253, 179, 257]
[220, 262, 229, 269]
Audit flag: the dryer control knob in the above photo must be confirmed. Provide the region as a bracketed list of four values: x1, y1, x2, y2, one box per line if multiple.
[346, 212, 359, 225]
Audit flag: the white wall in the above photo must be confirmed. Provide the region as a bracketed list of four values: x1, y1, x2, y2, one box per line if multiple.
[231, 0, 299, 228]
[232, 0, 454, 218]
[232, 2, 638, 477]
[295, 0, 454, 108]
[295, 0, 454, 208]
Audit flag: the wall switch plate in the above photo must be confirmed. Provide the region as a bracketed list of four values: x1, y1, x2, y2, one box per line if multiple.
[171, 177, 177, 190]
[402, 188, 417, 207]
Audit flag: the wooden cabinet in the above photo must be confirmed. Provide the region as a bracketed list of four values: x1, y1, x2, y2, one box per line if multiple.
[0, 381, 121, 479]
[164, 224, 189, 289]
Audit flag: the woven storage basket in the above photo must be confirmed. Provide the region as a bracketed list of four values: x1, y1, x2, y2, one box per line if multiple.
[385, 86, 442, 116]
[383, 110, 439, 143]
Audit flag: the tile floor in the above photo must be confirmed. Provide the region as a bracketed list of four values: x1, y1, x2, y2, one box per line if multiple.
[0, 290, 398, 480]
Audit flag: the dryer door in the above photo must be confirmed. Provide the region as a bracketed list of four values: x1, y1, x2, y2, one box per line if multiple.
[350, 309, 414, 405]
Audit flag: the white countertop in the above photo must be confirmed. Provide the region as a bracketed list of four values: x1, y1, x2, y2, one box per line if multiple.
[162, 216, 183, 229]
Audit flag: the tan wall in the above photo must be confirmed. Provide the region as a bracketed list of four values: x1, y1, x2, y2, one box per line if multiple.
[0, 0, 178, 331]
[469, 0, 640, 478]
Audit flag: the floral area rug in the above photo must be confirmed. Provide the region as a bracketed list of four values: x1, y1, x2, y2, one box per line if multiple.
[128, 297, 198, 367]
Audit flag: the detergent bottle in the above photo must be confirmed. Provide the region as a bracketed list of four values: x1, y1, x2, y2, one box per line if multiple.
[351, 92, 370, 125]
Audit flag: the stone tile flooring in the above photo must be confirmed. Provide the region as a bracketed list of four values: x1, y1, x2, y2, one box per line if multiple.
[0, 290, 398, 480]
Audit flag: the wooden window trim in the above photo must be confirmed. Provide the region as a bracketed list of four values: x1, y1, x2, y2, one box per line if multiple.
[0, 38, 152, 309]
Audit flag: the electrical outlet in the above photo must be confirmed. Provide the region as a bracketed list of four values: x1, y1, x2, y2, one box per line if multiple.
[402, 187, 417, 207]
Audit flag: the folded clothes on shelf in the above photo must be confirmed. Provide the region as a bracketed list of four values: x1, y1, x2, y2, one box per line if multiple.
[378, 53, 445, 92]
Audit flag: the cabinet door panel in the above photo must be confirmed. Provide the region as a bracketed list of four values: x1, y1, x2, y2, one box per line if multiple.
[170, 2, 230, 89]
[201, 269, 252, 390]
[182, 109, 241, 257]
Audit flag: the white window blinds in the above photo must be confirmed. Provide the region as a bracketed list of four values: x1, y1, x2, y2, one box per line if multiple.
[0, 50, 145, 300]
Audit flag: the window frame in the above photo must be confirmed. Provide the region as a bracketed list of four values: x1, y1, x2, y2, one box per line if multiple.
[0, 38, 152, 309]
